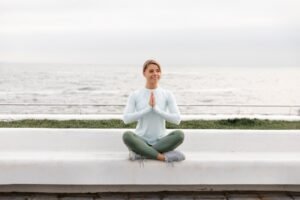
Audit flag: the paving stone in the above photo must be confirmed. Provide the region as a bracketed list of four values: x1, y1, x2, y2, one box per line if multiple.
[129, 197, 160, 200]
[161, 194, 194, 200]
[27, 194, 58, 200]
[59, 197, 94, 200]
[188, 192, 225, 200]
[194, 194, 226, 200]
[95, 193, 128, 200]
[0, 196, 28, 200]
[226, 193, 260, 200]
[289, 192, 300, 200]
[128, 192, 161, 200]
[289, 191, 300, 199]
[0, 193, 34, 200]
[258, 192, 293, 200]
[95, 197, 127, 200]
[290, 192, 300, 195]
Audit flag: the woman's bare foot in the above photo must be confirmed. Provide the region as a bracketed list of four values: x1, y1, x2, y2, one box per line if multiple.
[157, 153, 165, 161]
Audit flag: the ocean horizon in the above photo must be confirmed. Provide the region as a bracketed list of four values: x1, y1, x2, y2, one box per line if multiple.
[0, 63, 299, 115]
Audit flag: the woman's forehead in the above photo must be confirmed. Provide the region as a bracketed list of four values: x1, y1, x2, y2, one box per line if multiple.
[147, 64, 160, 70]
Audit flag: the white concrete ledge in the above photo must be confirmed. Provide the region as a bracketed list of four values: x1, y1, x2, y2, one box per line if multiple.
[0, 128, 300, 191]
[1, 114, 300, 121]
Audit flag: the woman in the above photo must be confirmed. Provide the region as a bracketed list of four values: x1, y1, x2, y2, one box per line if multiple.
[122, 59, 185, 165]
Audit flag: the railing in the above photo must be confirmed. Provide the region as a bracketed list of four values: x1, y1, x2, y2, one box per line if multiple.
[0, 103, 300, 115]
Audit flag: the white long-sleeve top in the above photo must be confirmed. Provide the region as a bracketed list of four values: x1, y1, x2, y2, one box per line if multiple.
[122, 86, 181, 145]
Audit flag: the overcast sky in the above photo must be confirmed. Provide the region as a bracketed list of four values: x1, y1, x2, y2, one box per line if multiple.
[0, 0, 299, 67]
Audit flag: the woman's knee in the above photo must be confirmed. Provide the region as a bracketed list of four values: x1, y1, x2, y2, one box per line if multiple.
[122, 131, 135, 144]
[175, 130, 185, 143]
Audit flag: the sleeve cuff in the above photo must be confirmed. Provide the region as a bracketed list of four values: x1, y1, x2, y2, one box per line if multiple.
[153, 104, 162, 113]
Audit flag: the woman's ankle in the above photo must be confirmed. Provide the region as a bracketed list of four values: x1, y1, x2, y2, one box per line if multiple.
[157, 153, 165, 161]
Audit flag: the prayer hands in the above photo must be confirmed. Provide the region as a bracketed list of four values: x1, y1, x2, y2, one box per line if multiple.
[149, 91, 156, 108]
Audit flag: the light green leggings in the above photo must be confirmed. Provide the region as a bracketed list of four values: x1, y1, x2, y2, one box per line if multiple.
[122, 130, 184, 160]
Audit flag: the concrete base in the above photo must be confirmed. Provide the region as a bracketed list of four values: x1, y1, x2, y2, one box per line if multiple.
[1, 184, 300, 193]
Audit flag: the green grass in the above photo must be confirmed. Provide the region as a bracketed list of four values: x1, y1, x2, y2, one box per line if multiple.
[0, 118, 300, 129]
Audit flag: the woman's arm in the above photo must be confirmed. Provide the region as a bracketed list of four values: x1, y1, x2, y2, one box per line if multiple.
[122, 92, 152, 124]
[153, 91, 181, 125]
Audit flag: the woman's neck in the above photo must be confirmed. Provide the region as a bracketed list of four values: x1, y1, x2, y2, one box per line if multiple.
[145, 83, 159, 89]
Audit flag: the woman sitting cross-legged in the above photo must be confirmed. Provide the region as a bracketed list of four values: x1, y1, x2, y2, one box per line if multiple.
[122, 59, 185, 165]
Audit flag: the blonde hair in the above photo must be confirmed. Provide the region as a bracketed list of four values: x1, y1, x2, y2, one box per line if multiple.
[142, 59, 162, 73]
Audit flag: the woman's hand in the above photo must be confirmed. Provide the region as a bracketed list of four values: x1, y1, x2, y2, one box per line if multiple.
[149, 92, 156, 107]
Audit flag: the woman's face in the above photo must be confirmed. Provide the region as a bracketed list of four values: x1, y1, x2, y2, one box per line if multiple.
[143, 64, 161, 84]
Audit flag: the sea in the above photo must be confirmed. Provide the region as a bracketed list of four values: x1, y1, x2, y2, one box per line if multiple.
[0, 63, 299, 115]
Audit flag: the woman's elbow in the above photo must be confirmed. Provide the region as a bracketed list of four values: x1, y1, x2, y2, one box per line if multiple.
[122, 115, 130, 124]
[173, 115, 181, 125]
[122, 115, 136, 124]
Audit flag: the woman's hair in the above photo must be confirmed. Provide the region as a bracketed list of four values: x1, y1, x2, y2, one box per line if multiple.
[143, 59, 161, 73]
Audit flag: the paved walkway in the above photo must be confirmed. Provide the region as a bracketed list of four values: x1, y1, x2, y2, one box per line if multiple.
[1, 191, 300, 199]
